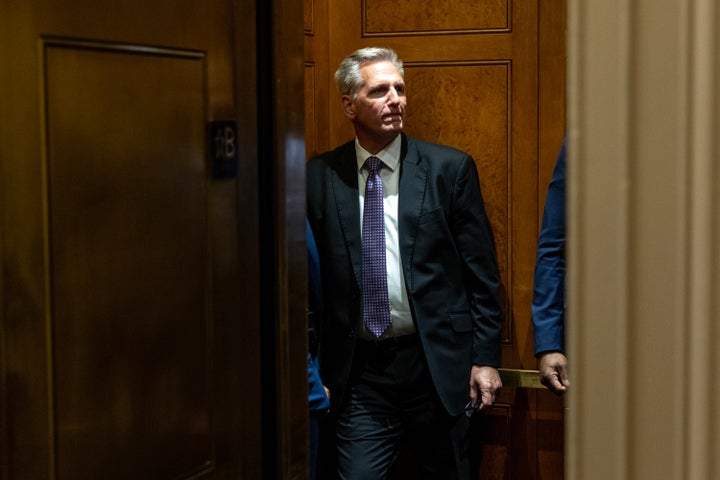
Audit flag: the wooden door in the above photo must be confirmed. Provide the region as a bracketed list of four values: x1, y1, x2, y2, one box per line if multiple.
[0, 1, 263, 478]
[304, 0, 566, 478]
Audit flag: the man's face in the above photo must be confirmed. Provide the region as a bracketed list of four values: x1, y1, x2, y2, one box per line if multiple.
[342, 60, 406, 145]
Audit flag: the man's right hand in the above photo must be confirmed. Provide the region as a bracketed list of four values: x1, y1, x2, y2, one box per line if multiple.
[538, 352, 570, 394]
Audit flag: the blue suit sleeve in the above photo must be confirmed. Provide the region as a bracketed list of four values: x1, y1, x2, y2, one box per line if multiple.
[532, 140, 567, 356]
[307, 220, 323, 330]
[307, 221, 329, 411]
[308, 354, 330, 411]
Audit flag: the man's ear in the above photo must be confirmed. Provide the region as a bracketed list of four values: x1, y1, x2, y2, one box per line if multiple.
[341, 95, 355, 120]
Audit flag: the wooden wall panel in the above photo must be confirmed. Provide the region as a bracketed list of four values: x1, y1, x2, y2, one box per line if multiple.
[303, 0, 330, 159]
[364, 0, 509, 34]
[305, 63, 318, 159]
[538, 0, 567, 217]
[476, 405, 512, 480]
[304, 0, 314, 33]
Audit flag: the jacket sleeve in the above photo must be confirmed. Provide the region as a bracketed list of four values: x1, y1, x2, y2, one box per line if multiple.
[451, 155, 504, 368]
[532, 139, 567, 356]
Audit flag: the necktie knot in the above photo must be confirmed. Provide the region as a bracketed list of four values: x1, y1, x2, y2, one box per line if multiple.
[366, 156, 382, 174]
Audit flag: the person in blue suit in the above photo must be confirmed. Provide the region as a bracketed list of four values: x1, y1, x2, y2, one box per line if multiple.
[307, 220, 330, 479]
[532, 139, 570, 394]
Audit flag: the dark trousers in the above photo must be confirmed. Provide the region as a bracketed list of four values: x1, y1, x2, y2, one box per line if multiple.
[310, 413, 322, 480]
[335, 335, 470, 480]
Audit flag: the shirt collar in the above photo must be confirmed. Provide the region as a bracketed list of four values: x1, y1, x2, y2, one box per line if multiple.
[355, 135, 402, 173]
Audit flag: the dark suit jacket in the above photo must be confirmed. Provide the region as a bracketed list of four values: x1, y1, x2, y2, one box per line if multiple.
[306, 133, 503, 417]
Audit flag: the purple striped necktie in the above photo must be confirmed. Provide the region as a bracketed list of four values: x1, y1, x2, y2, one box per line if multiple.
[362, 156, 392, 337]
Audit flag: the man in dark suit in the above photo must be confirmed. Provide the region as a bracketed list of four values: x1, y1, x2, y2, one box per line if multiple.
[306, 47, 503, 479]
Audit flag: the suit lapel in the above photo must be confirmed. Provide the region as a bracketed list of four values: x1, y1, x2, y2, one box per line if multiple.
[398, 135, 428, 290]
[329, 143, 363, 286]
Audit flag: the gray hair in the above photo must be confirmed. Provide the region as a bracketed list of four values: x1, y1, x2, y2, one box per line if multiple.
[334, 47, 404, 98]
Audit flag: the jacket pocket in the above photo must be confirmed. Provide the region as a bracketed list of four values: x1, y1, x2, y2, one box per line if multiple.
[419, 206, 444, 225]
[449, 312, 472, 332]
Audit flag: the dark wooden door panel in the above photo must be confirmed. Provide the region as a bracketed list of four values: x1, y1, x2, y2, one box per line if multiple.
[0, 1, 262, 478]
[46, 42, 211, 479]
